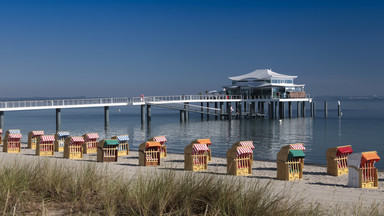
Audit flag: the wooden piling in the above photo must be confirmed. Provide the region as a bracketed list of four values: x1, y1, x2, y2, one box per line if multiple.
[201, 102, 203, 120]
[297, 102, 300, 117]
[261, 102, 265, 117]
[310, 102, 313, 117]
[288, 102, 292, 118]
[244, 102, 247, 115]
[215, 102, 218, 120]
[104, 106, 109, 128]
[238, 102, 242, 119]
[206, 102, 210, 120]
[227, 102, 232, 120]
[279, 102, 285, 119]
[251, 102, 255, 118]
[220, 102, 224, 120]
[146, 105, 151, 122]
[141, 105, 145, 123]
[184, 103, 189, 121]
[56, 108, 61, 132]
[180, 110, 185, 122]
[275, 102, 279, 119]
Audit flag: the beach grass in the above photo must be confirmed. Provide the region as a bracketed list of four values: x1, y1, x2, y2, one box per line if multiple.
[0, 159, 378, 215]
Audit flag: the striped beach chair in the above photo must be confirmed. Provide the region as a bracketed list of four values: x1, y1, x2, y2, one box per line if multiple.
[191, 138, 212, 162]
[82, 133, 99, 154]
[148, 136, 167, 158]
[36, 135, 55, 156]
[55, 131, 70, 152]
[227, 141, 254, 176]
[111, 135, 129, 156]
[64, 136, 84, 159]
[232, 141, 255, 166]
[277, 143, 306, 181]
[3, 129, 22, 153]
[28, 131, 44, 149]
[184, 142, 210, 171]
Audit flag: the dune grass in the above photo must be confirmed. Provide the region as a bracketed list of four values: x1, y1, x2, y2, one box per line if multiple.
[0, 159, 378, 215]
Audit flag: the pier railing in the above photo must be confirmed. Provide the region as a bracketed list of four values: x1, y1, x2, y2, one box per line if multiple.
[0, 94, 311, 111]
[133, 95, 243, 104]
[238, 94, 311, 100]
[0, 98, 131, 110]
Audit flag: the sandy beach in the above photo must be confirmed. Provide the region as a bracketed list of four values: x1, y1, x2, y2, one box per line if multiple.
[1, 143, 383, 212]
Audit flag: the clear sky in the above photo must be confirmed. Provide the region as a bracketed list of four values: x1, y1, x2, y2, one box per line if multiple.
[1, 0, 383, 98]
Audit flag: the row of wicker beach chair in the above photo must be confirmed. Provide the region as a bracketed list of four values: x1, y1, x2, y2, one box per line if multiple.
[0, 129, 380, 188]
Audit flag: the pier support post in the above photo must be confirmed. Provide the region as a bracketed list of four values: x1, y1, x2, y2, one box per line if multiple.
[275, 102, 279, 119]
[313, 101, 316, 117]
[235, 102, 239, 118]
[201, 102, 203, 120]
[302, 102, 305, 117]
[141, 105, 145, 123]
[180, 110, 185, 122]
[310, 102, 313, 117]
[0, 111, 4, 130]
[220, 102, 224, 120]
[261, 102, 265, 117]
[227, 102, 232, 120]
[215, 102, 218, 120]
[324, 101, 328, 118]
[338, 101, 342, 118]
[269, 102, 273, 119]
[288, 102, 292, 118]
[297, 102, 300, 117]
[184, 103, 189, 121]
[244, 102, 247, 117]
[146, 105, 151, 122]
[238, 102, 242, 119]
[56, 109, 61, 132]
[104, 106, 109, 129]
[251, 102, 255, 118]
[206, 102, 210, 120]
[279, 102, 284, 119]
[0, 111, 3, 130]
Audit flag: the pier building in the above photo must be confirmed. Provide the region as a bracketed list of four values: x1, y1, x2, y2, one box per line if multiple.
[224, 69, 305, 99]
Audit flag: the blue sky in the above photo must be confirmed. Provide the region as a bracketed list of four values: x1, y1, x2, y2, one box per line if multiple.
[1, 0, 383, 98]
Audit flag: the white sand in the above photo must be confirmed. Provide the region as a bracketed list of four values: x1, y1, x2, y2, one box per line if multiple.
[1, 143, 384, 211]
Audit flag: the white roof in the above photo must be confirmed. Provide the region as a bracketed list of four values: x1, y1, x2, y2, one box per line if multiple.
[229, 69, 297, 81]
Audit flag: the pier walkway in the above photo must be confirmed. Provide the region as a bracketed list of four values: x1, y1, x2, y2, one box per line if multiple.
[0, 95, 313, 130]
[0, 95, 310, 111]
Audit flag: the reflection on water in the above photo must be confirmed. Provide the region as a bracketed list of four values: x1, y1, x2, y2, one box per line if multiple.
[128, 117, 315, 163]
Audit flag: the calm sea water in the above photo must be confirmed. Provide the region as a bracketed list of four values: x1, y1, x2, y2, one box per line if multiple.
[3, 99, 384, 169]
